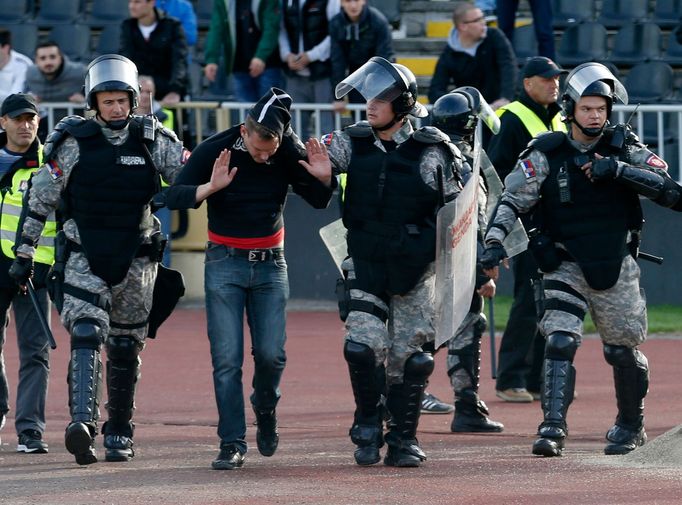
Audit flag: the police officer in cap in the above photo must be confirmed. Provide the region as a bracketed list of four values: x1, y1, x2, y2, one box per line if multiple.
[9, 54, 189, 465]
[430, 87, 504, 434]
[312, 56, 466, 467]
[480, 62, 675, 457]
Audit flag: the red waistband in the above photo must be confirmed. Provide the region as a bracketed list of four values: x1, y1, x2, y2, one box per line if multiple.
[207, 228, 285, 249]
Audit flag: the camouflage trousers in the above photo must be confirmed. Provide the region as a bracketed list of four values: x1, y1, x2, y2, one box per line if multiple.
[61, 251, 157, 343]
[540, 255, 647, 347]
[344, 261, 436, 385]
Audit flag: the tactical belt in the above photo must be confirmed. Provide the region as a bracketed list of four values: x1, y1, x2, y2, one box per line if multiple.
[348, 299, 389, 323]
[223, 246, 284, 262]
[62, 283, 111, 312]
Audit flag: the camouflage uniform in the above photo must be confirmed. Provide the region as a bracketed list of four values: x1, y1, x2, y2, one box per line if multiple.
[17, 120, 186, 341]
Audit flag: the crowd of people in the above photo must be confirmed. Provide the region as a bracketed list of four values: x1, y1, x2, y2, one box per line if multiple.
[0, 0, 680, 472]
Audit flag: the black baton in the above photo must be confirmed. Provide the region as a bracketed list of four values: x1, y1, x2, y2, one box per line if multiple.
[489, 298, 497, 379]
[638, 252, 664, 264]
[27, 279, 56, 350]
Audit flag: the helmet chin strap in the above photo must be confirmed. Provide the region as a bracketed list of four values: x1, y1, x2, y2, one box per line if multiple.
[572, 117, 605, 138]
[98, 114, 131, 130]
[374, 114, 405, 132]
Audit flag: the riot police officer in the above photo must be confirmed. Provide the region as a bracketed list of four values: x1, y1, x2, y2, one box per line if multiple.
[313, 57, 466, 467]
[480, 62, 674, 457]
[430, 87, 504, 433]
[9, 54, 188, 465]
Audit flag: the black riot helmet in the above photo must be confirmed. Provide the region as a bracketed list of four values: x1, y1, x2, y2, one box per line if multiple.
[561, 62, 628, 137]
[335, 57, 427, 127]
[84, 54, 140, 112]
[431, 90, 478, 142]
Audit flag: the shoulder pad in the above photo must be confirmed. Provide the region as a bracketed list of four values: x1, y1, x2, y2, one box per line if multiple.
[343, 121, 373, 138]
[412, 126, 450, 144]
[520, 131, 565, 158]
[43, 115, 87, 161]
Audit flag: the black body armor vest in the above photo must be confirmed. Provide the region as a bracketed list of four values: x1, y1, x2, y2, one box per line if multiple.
[65, 119, 157, 285]
[343, 126, 440, 296]
[539, 135, 642, 290]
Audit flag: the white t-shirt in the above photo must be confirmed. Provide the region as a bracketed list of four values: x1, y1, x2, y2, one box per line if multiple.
[138, 22, 158, 41]
[0, 50, 32, 104]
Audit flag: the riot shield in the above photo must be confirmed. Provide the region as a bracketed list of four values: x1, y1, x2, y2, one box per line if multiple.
[434, 125, 481, 347]
[319, 218, 348, 275]
[480, 150, 528, 258]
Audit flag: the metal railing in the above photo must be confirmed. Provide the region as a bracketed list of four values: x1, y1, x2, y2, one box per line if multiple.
[38, 101, 682, 180]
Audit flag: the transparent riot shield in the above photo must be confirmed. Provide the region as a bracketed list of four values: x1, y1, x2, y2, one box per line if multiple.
[480, 150, 528, 258]
[319, 218, 348, 275]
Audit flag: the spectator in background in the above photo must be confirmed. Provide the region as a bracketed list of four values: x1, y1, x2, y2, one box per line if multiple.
[155, 0, 198, 49]
[476, 0, 497, 21]
[428, 1, 517, 110]
[120, 0, 189, 105]
[279, 0, 341, 140]
[497, 0, 555, 60]
[24, 41, 86, 141]
[0, 29, 32, 105]
[203, 0, 283, 103]
[329, 0, 394, 113]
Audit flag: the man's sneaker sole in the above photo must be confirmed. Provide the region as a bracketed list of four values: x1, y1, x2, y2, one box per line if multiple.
[17, 443, 48, 454]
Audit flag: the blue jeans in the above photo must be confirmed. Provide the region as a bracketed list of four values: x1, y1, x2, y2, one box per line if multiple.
[204, 243, 289, 452]
[232, 68, 284, 103]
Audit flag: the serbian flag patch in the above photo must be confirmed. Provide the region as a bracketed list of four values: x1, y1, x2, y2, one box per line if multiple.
[519, 159, 536, 180]
[47, 159, 63, 180]
[321, 133, 333, 146]
[645, 153, 668, 170]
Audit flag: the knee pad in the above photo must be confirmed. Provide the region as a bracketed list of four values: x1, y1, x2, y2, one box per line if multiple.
[106, 335, 142, 361]
[343, 341, 375, 368]
[404, 352, 435, 381]
[71, 318, 102, 350]
[603, 344, 648, 369]
[545, 331, 578, 361]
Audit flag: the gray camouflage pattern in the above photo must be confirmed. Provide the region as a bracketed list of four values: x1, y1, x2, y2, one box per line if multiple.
[447, 311, 485, 391]
[17, 118, 186, 342]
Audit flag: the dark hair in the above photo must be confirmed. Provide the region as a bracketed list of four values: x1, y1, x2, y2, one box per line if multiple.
[0, 29, 11, 47]
[35, 40, 62, 55]
[244, 115, 279, 140]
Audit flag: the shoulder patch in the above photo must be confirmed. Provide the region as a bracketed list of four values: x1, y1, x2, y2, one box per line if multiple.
[412, 126, 450, 144]
[47, 159, 63, 180]
[518, 158, 537, 181]
[645, 153, 668, 170]
[321, 132, 334, 146]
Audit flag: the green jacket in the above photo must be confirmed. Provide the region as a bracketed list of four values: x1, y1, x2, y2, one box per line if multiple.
[204, 0, 281, 76]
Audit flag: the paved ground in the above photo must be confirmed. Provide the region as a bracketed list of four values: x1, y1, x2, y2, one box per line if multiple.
[1, 307, 681, 505]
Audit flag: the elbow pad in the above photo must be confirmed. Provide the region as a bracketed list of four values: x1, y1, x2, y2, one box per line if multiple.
[617, 165, 681, 207]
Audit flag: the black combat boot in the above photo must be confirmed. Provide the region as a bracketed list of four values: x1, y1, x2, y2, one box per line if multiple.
[344, 342, 385, 466]
[532, 358, 575, 457]
[604, 345, 649, 455]
[65, 347, 102, 465]
[103, 336, 142, 462]
[449, 325, 503, 433]
[452, 389, 504, 433]
[383, 352, 433, 468]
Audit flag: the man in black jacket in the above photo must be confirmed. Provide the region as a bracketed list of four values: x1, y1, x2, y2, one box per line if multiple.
[428, 1, 517, 109]
[487, 56, 566, 403]
[120, 0, 188, 105]
[165, 88, 334, 470]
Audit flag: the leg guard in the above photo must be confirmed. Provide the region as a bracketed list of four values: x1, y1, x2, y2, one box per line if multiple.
[532, 331, 577, 458]
[344, 341, 384, 466]
[65, 318, 103, 466]
[449, 320, 503, 433]
[603, 344, 649, 455]
[102, 335, 142, 462]
[384, 352, 434, 468]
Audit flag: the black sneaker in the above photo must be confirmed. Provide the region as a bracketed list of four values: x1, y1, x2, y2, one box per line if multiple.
[254, 408, 279, 457]
[17, 429, 49, 454]
[211, 444, 245, 470]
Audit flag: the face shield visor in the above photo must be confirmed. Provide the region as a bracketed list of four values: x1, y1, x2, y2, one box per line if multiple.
[335, 57, 408, 104]
[85, 54, 140, 108]
[563, 62, 628, 105]
[453, 86, 500, 135]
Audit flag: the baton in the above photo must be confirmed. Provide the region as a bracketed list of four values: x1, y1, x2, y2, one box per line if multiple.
[26, 279, 56, 350]
[638, 251, 664, 265]
[488, 297, 497, 379]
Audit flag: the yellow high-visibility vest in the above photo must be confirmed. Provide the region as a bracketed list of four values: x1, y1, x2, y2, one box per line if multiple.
[497, 101, 567, 137]
[0, 147, 56, 265]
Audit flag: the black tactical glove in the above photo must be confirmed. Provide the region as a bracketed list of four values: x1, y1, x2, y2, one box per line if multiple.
[591, 157, 620, 181]
[480, 242, 508, 270]
[9, 255, 34, 286]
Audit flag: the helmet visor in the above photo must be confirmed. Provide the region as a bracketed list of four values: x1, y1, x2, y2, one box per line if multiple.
[335, 57, 407, 102]
[563, 62, 628, 105]
[85, 55, 139, 98]
[453, 86, 500, 135]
